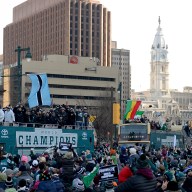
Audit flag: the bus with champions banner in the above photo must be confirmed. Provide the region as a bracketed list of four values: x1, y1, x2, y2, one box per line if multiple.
[0, 125, 95, 155]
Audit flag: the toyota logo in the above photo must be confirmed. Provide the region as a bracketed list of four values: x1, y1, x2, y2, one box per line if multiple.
[82, 132, 87, 138]
[1, 129, 8, 136]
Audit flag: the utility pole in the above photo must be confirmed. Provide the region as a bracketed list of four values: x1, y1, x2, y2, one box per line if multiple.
[110, 86, 114, 147]
[15, 46, 32, 103]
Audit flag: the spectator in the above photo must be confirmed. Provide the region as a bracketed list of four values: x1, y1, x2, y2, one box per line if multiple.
[76, 108, 83, 129]
[51, 169, 65, 192]
[0, 172, 7, 190]
[115, 154, 157, 192]
[85, 151, 95, 173]
[61, 151, 74, 186]
[68, 108, 76, 129]
[182, 171, 192, 192]
[36, 170, 57, 192]
[105, 181, 115, 192]
[82, 107, 89, 128]
[184, 122, 191, 137]
[166, 180, 181, 192]
[13, 103, 26, 123]
[4, 106, 15, 124]
[128, 147, 139, 173]
[119, 146, 128, 166]
[118, 164, 133, 184]
[0, 105, 5, 124]
[17, 179, 29, 192]
[110, 149, 117, 165]
[19, 156, 30, 171]
[4, 176, 16, 192]
[16, 165, 33, 187]
[72, 178, 85, 192]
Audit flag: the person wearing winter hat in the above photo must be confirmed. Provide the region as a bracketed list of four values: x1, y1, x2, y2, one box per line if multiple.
[16, 165, 33, 187]
[5, 170, 13, 178]
[37, 169, 57, 192]
[19, 155, 30, 171]
[128, 147, 139, 173]
[110, 149, 117, 165]
[105, 181, 114, 192]
[17, 179, 29, 192]
[0, 172, 7, 190]
[115, 154, 157, 192]
[4, 176, 16, 192]
[38, 156, 46, 164]
[72, 177, 85, 192]
[85, 151, 95, 173]
[4, 169, 16, 192]
[61, 151, 74, 186]
[163, 171, 174, 182]
[74, 166, 86, 179]
[119, 146, 128, 166]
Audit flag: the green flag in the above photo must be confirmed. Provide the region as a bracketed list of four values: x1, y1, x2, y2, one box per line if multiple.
[136, 111, 144, 116]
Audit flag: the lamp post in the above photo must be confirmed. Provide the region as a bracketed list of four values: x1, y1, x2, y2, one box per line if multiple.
[118, 82, 122, 120]
[15, 46, 32, 103]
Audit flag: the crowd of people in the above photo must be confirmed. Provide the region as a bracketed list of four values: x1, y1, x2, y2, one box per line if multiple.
[0, 143, 192, 191]
[0, 103, 90, 129]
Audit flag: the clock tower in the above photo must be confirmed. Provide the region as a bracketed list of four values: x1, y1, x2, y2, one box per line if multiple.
[150, 17, 169, 100]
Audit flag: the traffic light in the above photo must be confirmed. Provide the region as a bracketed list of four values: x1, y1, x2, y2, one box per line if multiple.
[113, 103, 120, 124]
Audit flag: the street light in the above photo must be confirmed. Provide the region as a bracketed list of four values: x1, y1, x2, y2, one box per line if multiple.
[118, 82, 122, 120]
[15, 46, 32, 103]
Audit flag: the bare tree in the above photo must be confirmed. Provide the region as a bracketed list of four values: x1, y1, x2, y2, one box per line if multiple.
[89, 87, 115, 145]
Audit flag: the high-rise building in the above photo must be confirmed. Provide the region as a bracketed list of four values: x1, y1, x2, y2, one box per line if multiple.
[111, 44, 131, 118]
[3, 0, 111, 67]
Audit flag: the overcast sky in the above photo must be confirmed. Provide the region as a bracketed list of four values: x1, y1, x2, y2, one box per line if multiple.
[1, 0, 192, 92]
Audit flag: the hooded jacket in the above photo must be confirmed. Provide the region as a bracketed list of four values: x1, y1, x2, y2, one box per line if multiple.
[115, 168, 157, 192]
[118, 166, 133, 184]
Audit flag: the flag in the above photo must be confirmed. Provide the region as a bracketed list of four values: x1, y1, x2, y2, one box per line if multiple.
[28, 74, 51, 108]
[124, 100, 141, 120]
[136, 111, 144, 116]
[134, 111, 144, 119]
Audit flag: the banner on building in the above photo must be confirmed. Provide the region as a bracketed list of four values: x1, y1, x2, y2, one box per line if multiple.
[28, 73, 51, 108]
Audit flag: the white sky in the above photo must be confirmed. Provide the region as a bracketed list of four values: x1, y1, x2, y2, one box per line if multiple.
[1, 0, 192, 92]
